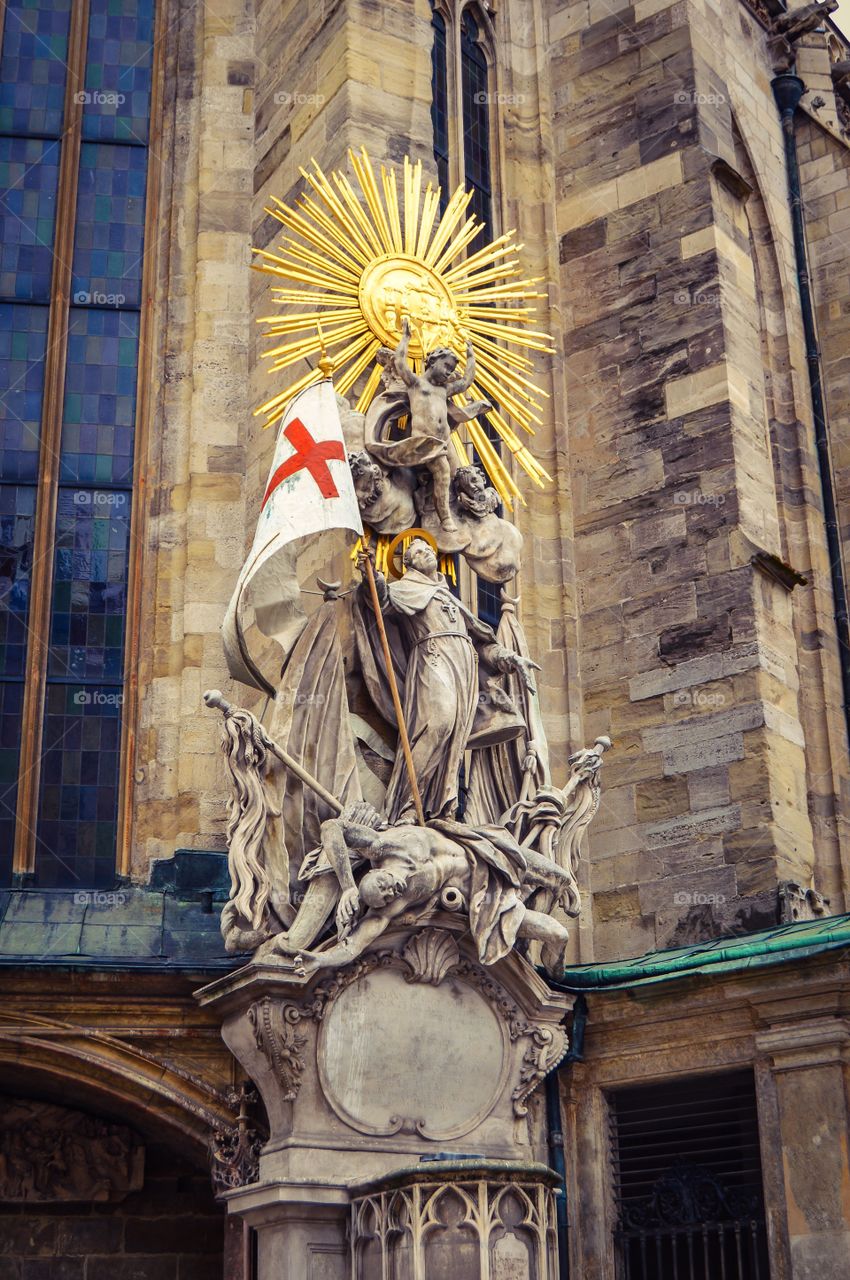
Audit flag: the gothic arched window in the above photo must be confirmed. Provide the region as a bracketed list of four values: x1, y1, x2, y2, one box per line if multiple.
[430, 1, 496, 236]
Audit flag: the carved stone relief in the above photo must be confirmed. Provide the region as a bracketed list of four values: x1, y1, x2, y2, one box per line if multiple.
[0, 1100, 144, 1203]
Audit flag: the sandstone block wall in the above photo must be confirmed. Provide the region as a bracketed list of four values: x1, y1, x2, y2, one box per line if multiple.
[123, 0, 850, 964]
[549, 0, 850, 957]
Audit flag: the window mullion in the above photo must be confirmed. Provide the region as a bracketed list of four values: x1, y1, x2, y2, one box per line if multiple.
[114, 6, 165, 878]
[12, 0, 90, 878]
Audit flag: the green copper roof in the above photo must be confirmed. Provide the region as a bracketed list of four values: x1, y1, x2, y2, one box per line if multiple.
[554, 913, 850, 992]
[0, 885, 237, 972]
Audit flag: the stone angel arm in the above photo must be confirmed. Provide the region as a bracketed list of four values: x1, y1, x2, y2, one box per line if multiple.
[446, 339, 476, 398]
[387, 317, 418, 389]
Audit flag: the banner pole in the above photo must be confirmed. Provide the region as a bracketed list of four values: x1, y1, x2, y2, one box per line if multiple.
[360, 553, 426, 827]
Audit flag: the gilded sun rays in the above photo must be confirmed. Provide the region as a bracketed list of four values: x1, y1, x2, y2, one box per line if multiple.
[253, 148, 553, 505]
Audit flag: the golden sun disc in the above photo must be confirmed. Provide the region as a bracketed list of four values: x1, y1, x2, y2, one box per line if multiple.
[358, 254, 462, 359]
[253, 148, 554, 506]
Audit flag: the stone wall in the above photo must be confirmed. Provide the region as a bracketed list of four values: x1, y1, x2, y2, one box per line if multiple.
[0, 1146, 224, 1280]
[130, 0, 256, 875]
[548, 0, 850, 957]
[560, 945, 850, 1279]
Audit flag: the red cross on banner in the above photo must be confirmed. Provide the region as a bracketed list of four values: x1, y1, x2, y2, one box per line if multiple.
[261, 417, 347, 510]
[222, 380, 363, 692]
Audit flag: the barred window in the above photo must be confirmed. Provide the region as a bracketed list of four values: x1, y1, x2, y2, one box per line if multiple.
[611, 1071, 770, 1280]
[0, 0, 160, 886]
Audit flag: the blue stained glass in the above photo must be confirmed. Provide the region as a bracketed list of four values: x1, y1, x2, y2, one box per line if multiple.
[81, 0, 156, 144]
[0, 681, 24, 883]
[48, 487, 131, 681]
[71, 143, 147, 307]
[0, 303, 48, 481]
[36, 681, 122, 887]
[0, 484, 36, 678]
[0, 137, 61, 302]
[60, 307, 139, 485]
[0, 0, 72, 137]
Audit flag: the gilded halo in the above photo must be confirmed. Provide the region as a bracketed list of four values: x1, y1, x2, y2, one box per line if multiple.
[253, 148, 554, 506]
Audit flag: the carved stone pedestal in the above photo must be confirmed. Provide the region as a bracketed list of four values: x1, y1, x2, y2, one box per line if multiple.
[196, 920, 572, 1279]
[351, 1159, 560, 1279]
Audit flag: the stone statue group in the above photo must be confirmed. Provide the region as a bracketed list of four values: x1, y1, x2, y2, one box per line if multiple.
[207, 325, 611, 978]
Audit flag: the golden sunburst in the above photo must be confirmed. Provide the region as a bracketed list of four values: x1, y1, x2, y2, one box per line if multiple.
[253, 148, 554, 506]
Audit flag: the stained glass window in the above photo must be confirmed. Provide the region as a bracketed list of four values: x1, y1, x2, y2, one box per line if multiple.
[0, 0, 73, 137]
[72, 144, 148, 308]
[0, 0, 155, 886]
[0, 303, 49, 480]
[0, 137, 61, 301]
[81, 0, 156, 144]
[431, 6, 450, 211]
[60, 308, 140, 485]
[461, 10, 493, 241]
[0, 483, 36, 677]
[36, 682, 123, 887]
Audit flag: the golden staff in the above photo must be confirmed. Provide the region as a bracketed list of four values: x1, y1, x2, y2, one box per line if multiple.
[358, 549, 425, 827]
[319, 321, 426, 828]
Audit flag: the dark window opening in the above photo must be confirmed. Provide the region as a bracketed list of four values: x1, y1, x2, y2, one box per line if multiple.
[611, 1071, 770, 1280]
[461, 10, 492, 241]
[430, 5, 450, 213]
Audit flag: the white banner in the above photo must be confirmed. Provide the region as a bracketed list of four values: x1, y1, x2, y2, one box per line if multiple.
[222, 380, 363, 691]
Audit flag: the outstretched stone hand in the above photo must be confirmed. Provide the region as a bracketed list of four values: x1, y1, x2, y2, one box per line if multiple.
[335, 887, 362, 939]
[500, 650, 541, 693]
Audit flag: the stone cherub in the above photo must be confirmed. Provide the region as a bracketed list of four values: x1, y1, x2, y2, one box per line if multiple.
[453, 464, 500, 519]
[365, 317, 492, 532]
[291, 803, 574, 977]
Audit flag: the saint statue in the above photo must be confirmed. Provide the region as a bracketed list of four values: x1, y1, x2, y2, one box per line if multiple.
[355, 538, 538, 824]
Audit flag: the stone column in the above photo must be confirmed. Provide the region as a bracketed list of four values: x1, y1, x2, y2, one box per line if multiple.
[756, 1017, 850, 1279]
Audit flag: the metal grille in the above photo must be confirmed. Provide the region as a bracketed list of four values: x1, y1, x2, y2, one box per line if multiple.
[611, 1071, 770, 1280]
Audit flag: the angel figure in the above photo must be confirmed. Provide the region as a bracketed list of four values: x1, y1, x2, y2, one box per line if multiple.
[364, 317, 491, 532]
